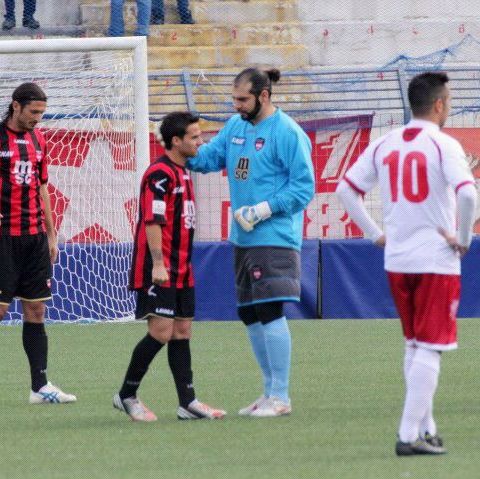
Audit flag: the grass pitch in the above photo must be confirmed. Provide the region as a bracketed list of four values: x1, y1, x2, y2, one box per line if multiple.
[1, 319, 479, 479]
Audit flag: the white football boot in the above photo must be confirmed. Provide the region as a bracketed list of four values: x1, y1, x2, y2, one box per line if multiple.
[29, 382, 77, 404]
[238, 395, 268, 416]
[249, 396, 292, 418]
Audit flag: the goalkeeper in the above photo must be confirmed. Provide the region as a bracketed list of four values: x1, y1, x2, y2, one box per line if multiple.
[187, 67, 314, 417]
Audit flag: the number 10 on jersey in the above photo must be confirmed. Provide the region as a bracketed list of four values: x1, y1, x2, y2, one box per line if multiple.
[383, 150, 429, 203]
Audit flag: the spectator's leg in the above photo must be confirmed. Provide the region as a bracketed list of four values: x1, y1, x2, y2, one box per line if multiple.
[135, 0, 151, 36]
[23, 0, 36, 19]
[4, 0, 15, 19]
[108, 0, 125, 36]
[151, 0, 164, 24]
[177, 0, 194, 24]
[2, 0, 16, 30]
[22, 0, 39, 28]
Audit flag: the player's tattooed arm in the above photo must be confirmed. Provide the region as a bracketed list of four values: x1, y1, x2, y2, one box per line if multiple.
[146, 224, 169, 284]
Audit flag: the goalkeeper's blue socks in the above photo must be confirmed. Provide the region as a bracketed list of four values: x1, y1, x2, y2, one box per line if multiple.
[263, 317, 291, 402]
[247, 322, 272, 397]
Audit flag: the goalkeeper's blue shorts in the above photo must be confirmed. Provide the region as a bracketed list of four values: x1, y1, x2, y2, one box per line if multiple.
[234, 246, 300, 307]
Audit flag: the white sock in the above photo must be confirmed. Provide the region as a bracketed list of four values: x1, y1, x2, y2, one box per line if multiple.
[420, 405, 437, 438]
[403, 343, 416, 384]
[398, 348, 441, 443]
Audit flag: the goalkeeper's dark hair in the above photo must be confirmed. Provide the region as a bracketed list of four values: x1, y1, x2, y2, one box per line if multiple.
[160, 111, 200, 150]
[408, 72, 449, 117]
[2, 82, 47, 124]
[234, 68, 281, 98]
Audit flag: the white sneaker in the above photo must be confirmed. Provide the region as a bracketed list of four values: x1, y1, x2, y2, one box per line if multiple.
[113, 393, 157, 422]
[29, 382, 77, 404]
[249, 396, 291, 418]
[238, 395, 268, 416]
[177, 399, 226, 420]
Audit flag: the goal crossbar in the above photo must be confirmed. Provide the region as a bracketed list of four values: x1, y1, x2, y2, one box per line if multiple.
[0, 36, 150, 175]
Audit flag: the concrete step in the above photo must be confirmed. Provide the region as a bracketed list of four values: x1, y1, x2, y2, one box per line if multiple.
[81, 0, 299, 26]
[301, 19, 480, 67]
[0, 26, 86, 38]
[85, 22, 302, 46]
[193, 0, 299, 24]
[147, 44, 308, 69]
[297, 0, 480, 22]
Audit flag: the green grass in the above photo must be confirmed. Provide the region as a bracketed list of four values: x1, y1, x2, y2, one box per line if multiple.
[1, 319, 479, 479]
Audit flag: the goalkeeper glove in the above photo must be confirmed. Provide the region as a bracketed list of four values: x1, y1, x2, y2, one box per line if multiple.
[234, 201, 272, 232]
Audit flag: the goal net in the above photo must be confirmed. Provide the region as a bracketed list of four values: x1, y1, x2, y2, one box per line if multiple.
[0, 37, 149, 323]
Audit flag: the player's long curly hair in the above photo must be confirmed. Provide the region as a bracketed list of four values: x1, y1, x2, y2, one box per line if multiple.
[2, 82, 47, 124]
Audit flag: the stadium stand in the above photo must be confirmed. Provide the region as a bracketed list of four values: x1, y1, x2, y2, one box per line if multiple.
[1, 1, 480, 321]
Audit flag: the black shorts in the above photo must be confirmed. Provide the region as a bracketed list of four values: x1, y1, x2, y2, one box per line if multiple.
[234, 246, 301, 307]
[0, 233, 52, 304]
[135, 285, 195, 320]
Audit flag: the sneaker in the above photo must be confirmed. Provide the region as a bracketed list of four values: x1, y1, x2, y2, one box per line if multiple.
[177, 399, 226, 420]
[249, 396, 292, 418]
[2, 18, 15, 30]
[238, 395, 268, 416]
[424, 432, 444, 447]
[29, 382, 77, 404]
[22, 16, 40, 29]
[395, 437, 447, 456]
[113, 393, 157, 422]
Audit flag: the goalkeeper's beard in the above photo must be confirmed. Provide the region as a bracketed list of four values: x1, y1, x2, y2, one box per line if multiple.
[240, 96, 262, 123]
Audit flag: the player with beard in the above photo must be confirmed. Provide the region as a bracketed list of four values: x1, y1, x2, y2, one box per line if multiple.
[187, 68, 315, 417]
[0, 82, 76, 404]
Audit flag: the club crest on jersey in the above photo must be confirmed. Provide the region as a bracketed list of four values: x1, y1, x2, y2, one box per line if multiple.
[231, 136, 246, 145]
[255, 138, 265, 151]
[235, 157, 249, 180]
[251, 266, 262, 280]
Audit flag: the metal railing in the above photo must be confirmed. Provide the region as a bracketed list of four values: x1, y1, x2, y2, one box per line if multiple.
[148, 65, 480, 126]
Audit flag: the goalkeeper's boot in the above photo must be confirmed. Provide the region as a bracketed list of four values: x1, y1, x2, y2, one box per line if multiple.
[395, 437, 447, 456]
[177, 399, 226, 420]
[238, 395, 268, 416]
[249, 396, 292, 418]
[113, 393, 157, 422]
[29, 382, 77, 404]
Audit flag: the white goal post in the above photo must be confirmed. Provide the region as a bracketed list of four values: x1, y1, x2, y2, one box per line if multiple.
[0, 37, 150, 322]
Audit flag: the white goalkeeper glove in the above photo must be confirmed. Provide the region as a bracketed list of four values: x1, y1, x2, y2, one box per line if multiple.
[234, 201, 272, 232]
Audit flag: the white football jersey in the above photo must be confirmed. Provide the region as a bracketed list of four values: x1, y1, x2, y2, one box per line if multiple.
[345, 119, 475, 274]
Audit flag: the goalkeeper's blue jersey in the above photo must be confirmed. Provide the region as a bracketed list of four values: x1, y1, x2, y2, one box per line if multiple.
[188, 108, 314, 250]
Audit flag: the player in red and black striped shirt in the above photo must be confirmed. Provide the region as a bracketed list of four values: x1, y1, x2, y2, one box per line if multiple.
[114, 112, 225, 421]
[0, 83, 76, 404]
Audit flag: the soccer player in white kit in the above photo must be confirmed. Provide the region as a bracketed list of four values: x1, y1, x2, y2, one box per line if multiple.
[336, 72, 477, 456]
